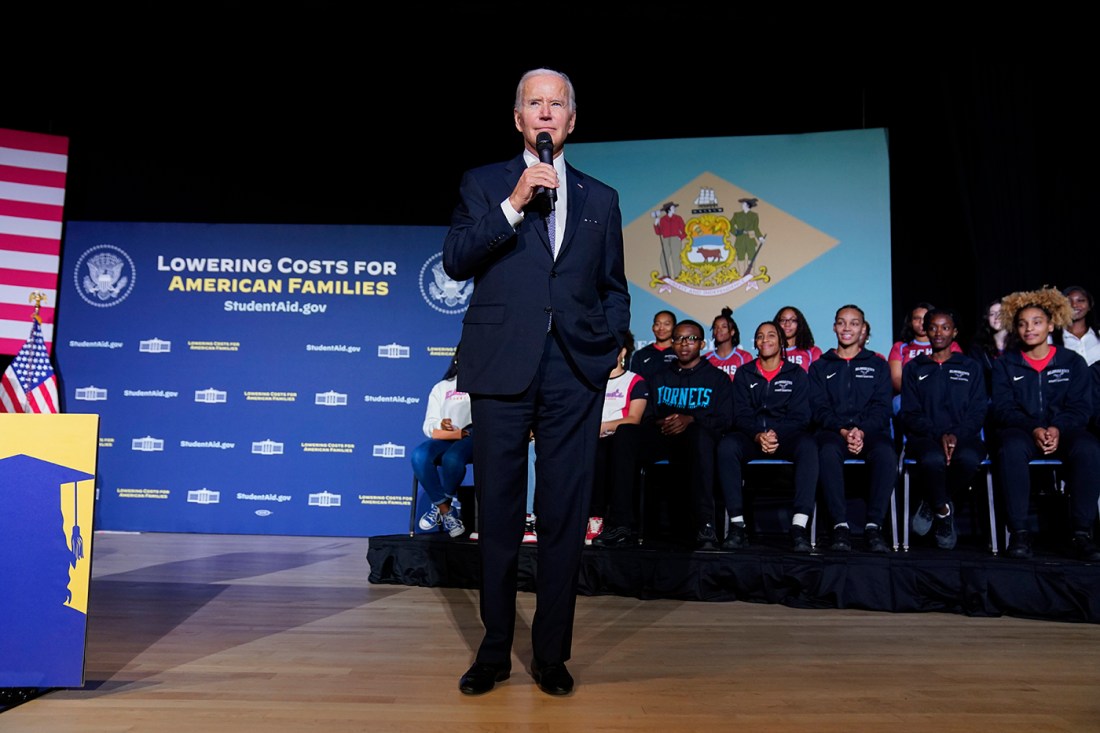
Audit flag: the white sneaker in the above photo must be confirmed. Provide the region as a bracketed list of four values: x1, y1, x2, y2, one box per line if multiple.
[585, 517, 604, 545]
[523, 513, 538, 544]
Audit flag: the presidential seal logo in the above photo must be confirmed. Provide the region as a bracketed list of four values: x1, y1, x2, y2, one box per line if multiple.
[74, 244, 136, 307]
[419, 251, 473, 315]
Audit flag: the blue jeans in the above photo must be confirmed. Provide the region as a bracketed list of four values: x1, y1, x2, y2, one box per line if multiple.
[411, 437, 473, 506]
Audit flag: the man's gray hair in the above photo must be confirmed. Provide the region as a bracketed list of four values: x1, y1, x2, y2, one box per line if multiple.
[514, 68, 576, 112]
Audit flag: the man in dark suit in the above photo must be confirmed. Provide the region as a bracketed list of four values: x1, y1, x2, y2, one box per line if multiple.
[443, 68, 630, 696]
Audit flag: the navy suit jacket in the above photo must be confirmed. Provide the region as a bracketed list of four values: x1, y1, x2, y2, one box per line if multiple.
[443, 153, 630, 394]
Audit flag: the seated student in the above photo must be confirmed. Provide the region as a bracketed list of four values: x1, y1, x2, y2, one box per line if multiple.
[897, 307, 987, 550]
[809, 305, 896, 553]
[716, 320, 818, 552]
[412, 349, 471, 538]
[704, 306, 754, 380]
[1054, 285, 1100, 366]
[970, 296, 1008, 400]
[629, 310, 678, 383]
[594, 320, 732, 550]
[992, 287, 1100, 561]
[774, 305, 822, 372]
[888, 301, 963, 411]
[589, 331, 649, 544]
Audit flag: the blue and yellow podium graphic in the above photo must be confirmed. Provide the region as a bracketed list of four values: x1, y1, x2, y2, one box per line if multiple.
[0, 413, 98, 688]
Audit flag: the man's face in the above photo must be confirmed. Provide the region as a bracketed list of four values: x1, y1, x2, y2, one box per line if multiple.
[672, 325, 703, 366]
[514, 74, 576, 156]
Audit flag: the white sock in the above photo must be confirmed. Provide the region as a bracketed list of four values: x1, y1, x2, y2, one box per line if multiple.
[792, 513, 809, 528]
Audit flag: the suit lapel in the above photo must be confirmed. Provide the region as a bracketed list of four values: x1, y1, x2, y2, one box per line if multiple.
[557, 164, 588, 260]
[503, 155, 554, 256]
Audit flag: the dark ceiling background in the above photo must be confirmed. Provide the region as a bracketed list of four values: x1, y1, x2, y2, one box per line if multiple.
[4, 9, 1094, 346]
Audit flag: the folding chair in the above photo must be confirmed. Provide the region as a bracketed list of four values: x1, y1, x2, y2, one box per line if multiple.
[408, 464, 475, 537]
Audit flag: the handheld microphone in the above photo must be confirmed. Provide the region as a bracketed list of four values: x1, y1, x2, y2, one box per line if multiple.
[535, 132, 556, 210]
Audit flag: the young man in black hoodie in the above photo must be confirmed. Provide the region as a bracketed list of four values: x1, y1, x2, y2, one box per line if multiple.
[716, 319, 818, 552]
[897, 308, 987, 550]
[809, 304, 896, 554]
[594, 320, 732, 550]
[992, 288, 1100, 561]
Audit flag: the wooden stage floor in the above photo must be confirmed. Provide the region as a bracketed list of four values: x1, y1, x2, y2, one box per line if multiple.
[2, 531, 1099, 732]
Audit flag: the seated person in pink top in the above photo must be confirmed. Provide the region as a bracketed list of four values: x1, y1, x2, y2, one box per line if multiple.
[704, 306, 754, 381]
[774, 305, 822, 372]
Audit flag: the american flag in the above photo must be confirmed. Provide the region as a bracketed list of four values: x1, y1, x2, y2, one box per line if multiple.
[0, 315, 59, 413]
[0, 127, 69, 355]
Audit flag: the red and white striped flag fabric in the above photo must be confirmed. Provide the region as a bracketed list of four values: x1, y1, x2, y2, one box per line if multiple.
[0, 315, 59, 413]
[0, 127, 69, 355]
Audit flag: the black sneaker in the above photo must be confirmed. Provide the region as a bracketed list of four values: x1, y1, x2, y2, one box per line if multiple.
[864, 525, 889, 553]
[790, 524, 812, 553]
[933, 503, 957, 550]
[696, 524, 719, 550]
[911, 501, 935, 537]
[591, 524, 633, 548]
[1006, 529, 1032, 560]
[1070, 532, 1100, 562]
[829, 525, 852, 552]
[721, 522, 749, 551]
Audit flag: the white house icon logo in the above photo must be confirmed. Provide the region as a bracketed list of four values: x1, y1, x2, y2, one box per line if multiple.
[132, 436, 164, 452]
[252, 440, 284, 455]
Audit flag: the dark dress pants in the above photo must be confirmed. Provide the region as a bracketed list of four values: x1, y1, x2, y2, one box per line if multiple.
[717, 430, 819, 519]
[816, 430, 897, 526]
[470, 329, 603, 668]
[605, 421, 719, 535]
[906, 436, 983, 509]
[996, 426, 1100, 533]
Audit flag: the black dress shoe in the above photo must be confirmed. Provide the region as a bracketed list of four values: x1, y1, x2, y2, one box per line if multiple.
[531, 660, 574, 696]
[459, 662, 510, 695]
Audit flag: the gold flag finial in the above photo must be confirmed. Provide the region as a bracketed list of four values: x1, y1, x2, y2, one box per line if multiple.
[29, 292, 47, 323]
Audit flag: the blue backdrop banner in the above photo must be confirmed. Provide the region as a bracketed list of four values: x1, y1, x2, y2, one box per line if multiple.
[57, 223, 463, 537]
